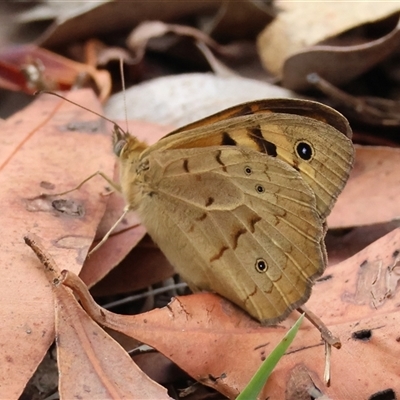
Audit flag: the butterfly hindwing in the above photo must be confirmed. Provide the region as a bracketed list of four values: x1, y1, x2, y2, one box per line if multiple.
[135, 146, 325, 324]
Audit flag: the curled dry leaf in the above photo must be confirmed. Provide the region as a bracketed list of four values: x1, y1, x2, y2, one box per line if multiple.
[257, 2, 400, 90]
[126, 21, 229, 64]
[0, 45, 111, 101]
[204, 0, 275, 41]
[0, 89, 114, 398]
[63, 228, 400, 399]
[126, 20, 245, 78]
[79, 215, 147, 289]
[326, 221, 400, 266]
[84, 38, 134, 68]
[55, 287, 172, 399]
[36, 1, 223, 47]
[308, 73, 400, 128]
[24, 234, 171, 400]
[125, 20, 251, 77]
[328, 145, 400, 228]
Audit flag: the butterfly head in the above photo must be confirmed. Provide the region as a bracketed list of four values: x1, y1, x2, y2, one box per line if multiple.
[112, 124, 149, 209]
[112, 124, 147, 161]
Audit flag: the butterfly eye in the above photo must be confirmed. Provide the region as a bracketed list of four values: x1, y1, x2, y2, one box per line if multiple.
[296, 141, 314, 161]
[113, 139, 127, 157]
[255, 184, 265, 194]
[244, 166, 252, 175]
[255, 258, 268, 273]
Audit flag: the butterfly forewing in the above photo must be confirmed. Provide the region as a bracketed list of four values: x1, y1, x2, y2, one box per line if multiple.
[252, 113, 354, 219]
[141, 110, 354, 220]
[165, 98, 352, 140]
[135, 146, 325, 324]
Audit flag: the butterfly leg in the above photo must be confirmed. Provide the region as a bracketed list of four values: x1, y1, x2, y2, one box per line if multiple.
[297, 305, 340, 387]
[88, 206, 130, 255]
[41, 171, 122, 197]
[297, 305, 340, 349]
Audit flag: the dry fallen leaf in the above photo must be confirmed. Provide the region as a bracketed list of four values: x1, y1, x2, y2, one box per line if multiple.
[126, 20, 229, 64]
[25, 233, 171, 400]
[204, 0, 275, 41]
[56, 286, 172, 399]
[0, 89, 114, 398]
[328, 145, 400, 228]
[35, 1, 224, 47]
[257, 2, 400, 90]
[87, 235, 175, 297]
[326, 221, 400, 266]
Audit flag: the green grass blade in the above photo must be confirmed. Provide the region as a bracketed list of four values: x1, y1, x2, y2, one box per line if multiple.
[236, 313, 305, 400]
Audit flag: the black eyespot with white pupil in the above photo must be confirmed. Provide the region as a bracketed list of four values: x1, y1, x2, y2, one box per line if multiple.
[255, 258, 268, 273]
[244, 166, 252, 175]
[296, 141, 313, 161]
[256, 184, 265, 194]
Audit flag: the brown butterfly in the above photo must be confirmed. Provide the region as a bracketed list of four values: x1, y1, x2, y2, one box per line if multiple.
[108, 98, 354, 325]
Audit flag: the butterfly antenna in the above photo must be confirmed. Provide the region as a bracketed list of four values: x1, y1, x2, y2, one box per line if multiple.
[36, 90, 128, 137]
[119, 58, 130, 135]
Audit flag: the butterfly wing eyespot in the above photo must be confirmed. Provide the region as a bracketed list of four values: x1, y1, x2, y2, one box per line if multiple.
[255, 258, 268, 273]
[244, 166, 252, 175]
[295, 140, 314, 161]
[255, 184, 265, 193]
